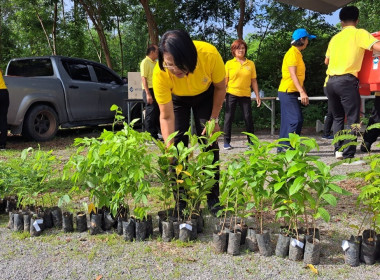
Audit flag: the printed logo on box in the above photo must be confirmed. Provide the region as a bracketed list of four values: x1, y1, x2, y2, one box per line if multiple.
[373, 57, 379, 70]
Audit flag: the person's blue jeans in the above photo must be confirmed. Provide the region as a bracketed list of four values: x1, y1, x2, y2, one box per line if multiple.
[278, 91, 303, 150]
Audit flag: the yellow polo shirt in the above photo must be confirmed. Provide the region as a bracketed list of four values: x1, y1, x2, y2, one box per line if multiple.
[0, 70, 6, 89]
[153, 41, 225, 105]
[278, 46, 305, 93]
[326, 26, 379, 77]
[225, 58, 257, 97]
[323, 75, 329, 87]
[140, 56, 156, 88]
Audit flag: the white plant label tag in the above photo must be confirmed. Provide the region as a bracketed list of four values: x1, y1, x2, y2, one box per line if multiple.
[291, 239, 297, 247]
[179, 223, 192, 231]
[291, 239, 304, 248]
[342, 240, 350, 251]
[33, 219, 44, 232]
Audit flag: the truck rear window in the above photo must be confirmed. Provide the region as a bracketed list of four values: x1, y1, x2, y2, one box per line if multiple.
[7, 59, 54, 77]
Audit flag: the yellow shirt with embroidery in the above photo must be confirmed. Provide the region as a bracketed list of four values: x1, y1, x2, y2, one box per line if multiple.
[278, 46, 305, 93]
[140, 56, 157, 88]
[153, 41, 225, 105]
[326, 26, 379, 77]
[225, 58, 257, 97]
[0, 70, 6, 89]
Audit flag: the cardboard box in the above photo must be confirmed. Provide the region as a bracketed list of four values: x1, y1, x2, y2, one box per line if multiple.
[127, 72, 143, 99]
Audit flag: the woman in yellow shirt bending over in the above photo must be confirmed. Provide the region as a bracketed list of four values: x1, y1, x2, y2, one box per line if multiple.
[223, 39, 261, 150]
[153, 30, 226, 215]
[278, 28, 315, 152]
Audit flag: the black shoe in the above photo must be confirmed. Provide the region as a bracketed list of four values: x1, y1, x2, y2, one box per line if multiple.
[209, 205, 223, 217]
[322, 135, 334, 140]
[0, 145, 6, 151]
[208, 198, 222, 217]
[361, 141, 371, 153]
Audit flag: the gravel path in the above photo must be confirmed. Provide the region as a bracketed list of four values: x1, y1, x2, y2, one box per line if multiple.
[1, 131, 380, 280]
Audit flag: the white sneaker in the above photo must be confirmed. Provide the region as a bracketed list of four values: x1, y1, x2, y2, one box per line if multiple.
[343, 160, 366, 166]
[335, 151, 343, 160]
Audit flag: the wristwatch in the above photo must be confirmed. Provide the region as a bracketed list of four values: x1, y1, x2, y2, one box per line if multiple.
[210, 117, 219, 124]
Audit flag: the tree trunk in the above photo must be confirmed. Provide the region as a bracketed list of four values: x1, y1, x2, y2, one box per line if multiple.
[87, 18, 102, 62]
[237, 0, 245, 40]
[35, 10, 54, 54]
[116, 16, 124, 77]
[52, 1, 58, 55]
[139, 0, 159, 45]
[79, 0, 113, 69]
[61, 0, 66, 26]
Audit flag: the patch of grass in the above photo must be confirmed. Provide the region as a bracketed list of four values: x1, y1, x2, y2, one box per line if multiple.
[168, 267, 181, 278]
[172, 239, 196, 248]
[87, 246, 98, 261]
[144, 245, 153, 254]
[37, 233, 70, 245]
[12, 231, 30, 239]
[0, 214, 9, 227]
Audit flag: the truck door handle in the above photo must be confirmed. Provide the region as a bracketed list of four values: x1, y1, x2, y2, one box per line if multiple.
[100, 87, 108, 91]
[69, 85, 79, 89]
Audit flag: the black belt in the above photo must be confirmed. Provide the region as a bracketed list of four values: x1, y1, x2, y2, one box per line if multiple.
[329, 73, 357, 79]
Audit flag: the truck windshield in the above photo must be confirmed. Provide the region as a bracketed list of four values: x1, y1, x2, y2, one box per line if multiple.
[7, 58, 54, 77]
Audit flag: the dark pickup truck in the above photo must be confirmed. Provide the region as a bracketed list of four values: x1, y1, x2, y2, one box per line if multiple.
[5, 56, 139, 141]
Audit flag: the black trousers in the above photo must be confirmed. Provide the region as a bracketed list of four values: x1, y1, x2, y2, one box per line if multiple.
[363, 95, 380, 145]
[172, 85, 220, 208]
[323, 87, 333, 136]
[142, 88, 160, 139]
[326, 74, 361, 158]
[0, 89, 9, 146]
[223, 93, 254, 144]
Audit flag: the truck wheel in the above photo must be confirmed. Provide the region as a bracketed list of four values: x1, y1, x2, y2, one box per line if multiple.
[23, 105, 59, 141]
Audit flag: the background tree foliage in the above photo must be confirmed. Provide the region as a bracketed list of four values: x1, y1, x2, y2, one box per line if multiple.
[0, 0, 379, 127]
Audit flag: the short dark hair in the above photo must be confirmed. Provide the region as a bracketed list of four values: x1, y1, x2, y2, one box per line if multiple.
[339, 6, 359, 22]
[231, 39, 247, 57]
[158, 30, 197, 73]
[291, 37, 307, 47]
[146, 45, 157, 56]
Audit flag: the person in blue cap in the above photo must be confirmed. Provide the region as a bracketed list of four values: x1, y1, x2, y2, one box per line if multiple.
[277, 28, 316, 152]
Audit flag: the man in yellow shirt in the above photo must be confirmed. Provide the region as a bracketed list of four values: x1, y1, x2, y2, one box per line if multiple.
[0, 69, 9, 150]
[140, 45, 159, 139]
[325, 6, 380, 159]
[153, 30, 226, 215]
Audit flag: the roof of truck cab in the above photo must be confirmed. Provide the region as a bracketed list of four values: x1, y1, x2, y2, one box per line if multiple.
[10, 56, 106, 65]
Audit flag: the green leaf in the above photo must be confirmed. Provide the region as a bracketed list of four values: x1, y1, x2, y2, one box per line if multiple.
[289, 177, 306, 196]
[274, 181, 285, 192]
[318, 207, 330, 222]
[327, 183, 343, 194]
[322, 194, 337, 206]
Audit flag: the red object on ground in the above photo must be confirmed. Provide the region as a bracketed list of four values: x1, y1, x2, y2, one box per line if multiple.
[359, 31, 380, 95]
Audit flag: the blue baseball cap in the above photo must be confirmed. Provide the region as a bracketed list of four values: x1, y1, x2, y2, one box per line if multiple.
[292, 28, 316, 41]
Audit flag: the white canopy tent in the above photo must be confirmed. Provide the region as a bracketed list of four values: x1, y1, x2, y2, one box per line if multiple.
[275, 0, 355, 14]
